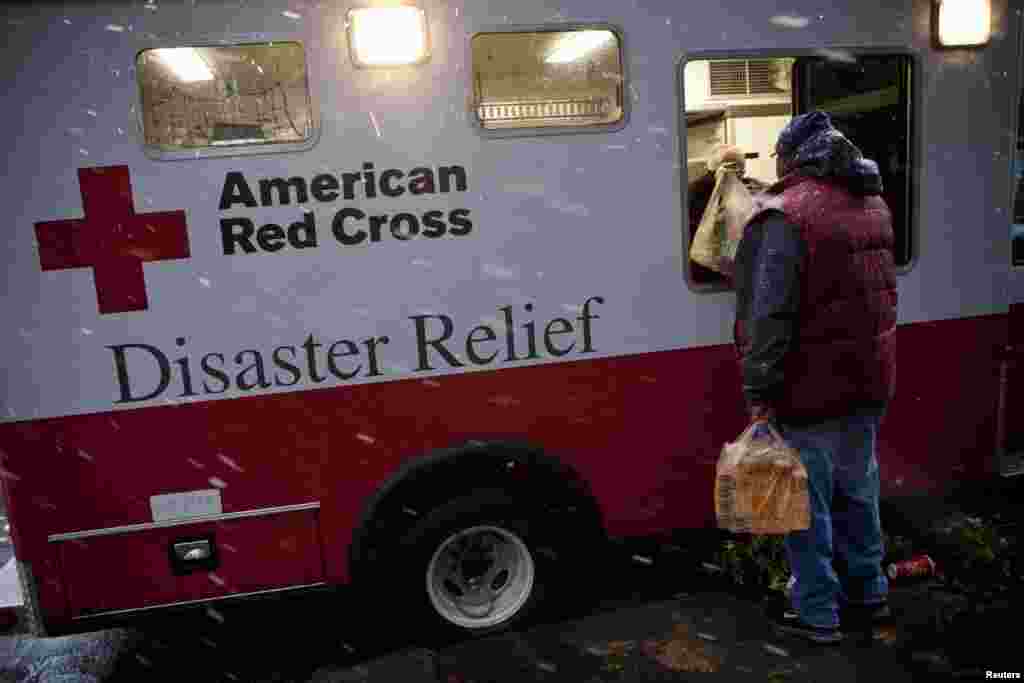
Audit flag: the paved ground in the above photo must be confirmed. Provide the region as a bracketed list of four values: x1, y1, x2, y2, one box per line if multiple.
[0, 577, 971, 683]
[318, 589, 922, 683]
[0, 555, 974, 683]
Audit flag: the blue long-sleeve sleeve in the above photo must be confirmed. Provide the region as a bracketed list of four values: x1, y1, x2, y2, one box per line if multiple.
[733, 210, 805, 409]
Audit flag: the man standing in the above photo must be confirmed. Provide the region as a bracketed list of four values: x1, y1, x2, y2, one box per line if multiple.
[732, 111, 898, 643]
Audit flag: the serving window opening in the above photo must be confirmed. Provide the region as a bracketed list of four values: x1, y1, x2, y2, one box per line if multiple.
[682, 54, 915, 288]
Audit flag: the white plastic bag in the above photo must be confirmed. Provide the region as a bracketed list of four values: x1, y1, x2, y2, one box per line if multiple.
[689, 163, 756, 276]
[714, 422, 810, 535]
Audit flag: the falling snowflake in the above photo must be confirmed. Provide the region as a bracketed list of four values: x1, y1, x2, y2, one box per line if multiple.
[355, 433, 375, 444]
[814, 48, 856, 64]
[482, 263, 519, 280]
[217, 454, 244, 472]
[105, 24, 125, 32]
[770, 15, 809, 29]
[547, 199, 589, 217]
[282, 10, 301, 19]
[208, 477, 227, 489]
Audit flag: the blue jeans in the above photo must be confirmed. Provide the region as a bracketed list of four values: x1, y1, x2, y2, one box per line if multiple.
[776, 403, 889, 629]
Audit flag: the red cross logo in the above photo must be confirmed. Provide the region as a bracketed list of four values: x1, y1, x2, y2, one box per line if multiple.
[34, 165, 190, 315]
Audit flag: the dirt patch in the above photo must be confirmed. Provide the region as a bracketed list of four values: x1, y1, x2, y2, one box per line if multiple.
[640, 623, 721, 673]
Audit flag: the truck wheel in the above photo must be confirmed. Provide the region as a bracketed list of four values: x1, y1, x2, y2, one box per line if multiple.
[395, 490, 554, 639]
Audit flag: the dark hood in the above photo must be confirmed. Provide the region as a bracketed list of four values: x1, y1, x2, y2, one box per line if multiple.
[781, 127, 884, 196]
[774, 111, 883, 196]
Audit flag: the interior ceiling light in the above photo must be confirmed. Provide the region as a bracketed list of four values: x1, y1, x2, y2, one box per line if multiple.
[153, 47, 214, 82]
[544, 30, 613, 64]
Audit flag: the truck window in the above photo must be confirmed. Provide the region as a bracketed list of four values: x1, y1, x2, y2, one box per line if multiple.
[136, 42, 313, 155]
[681, 53, 915, 289]
[471, 29, 624, 131]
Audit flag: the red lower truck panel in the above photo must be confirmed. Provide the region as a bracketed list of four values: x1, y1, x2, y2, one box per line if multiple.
[0, 313, 1011, 627]
[59, 509, 323, 616]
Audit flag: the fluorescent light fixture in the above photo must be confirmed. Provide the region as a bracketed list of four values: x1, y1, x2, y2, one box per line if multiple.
[349, 6, 429, 67]
[936, 0, 991, 47]
[544, 30, 614, 64]
[211, 138, 266, 146]
[153, 47, 214, 82]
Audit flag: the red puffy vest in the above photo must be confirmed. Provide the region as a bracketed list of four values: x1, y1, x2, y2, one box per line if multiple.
[735, 175, 898, 424]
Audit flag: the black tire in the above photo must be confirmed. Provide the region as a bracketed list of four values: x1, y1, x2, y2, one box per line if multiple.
[383, 488, 563, 643]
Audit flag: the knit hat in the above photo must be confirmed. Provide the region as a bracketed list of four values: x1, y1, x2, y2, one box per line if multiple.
[773, 111, 837, 162]
[771, 110, 883, 194]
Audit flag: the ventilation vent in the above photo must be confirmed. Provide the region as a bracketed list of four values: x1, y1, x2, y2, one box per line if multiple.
[709, 60, 787, 97]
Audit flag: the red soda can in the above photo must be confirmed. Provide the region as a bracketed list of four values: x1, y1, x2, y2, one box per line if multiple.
[886, 554, 936, 580]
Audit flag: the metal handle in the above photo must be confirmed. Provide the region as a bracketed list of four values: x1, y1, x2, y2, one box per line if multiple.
[168, 536, 218, 575]
[174, 540, 212, 562]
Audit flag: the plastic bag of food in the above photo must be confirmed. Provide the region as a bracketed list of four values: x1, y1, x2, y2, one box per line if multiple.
[689, 163, 756, 276]
[714, 421, 810, 535]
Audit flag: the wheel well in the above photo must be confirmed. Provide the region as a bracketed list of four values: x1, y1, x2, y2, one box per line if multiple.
[349, 440, 605, 583]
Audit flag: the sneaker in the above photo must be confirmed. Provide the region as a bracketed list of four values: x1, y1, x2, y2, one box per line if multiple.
[766, 604, 843, 644]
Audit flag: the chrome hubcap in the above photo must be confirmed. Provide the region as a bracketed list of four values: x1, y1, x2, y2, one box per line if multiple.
[426, 524, 535, 629]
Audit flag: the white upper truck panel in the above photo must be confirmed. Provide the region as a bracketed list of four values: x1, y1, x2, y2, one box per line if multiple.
[0, 0, 1015, 422]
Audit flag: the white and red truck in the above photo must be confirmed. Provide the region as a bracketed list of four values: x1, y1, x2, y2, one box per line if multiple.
[1, 0, 1021, 637]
